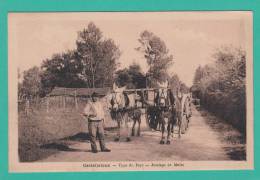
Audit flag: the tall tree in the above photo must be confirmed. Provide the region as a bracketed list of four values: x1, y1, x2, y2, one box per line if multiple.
[193, 65, 203, 85]
[76, 22, 120, 88]
[136, 30, 173, 86]
[40, 22, 120, 94]
[169, 74, 181, 93]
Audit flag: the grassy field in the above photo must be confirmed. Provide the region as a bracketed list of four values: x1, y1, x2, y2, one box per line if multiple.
[18, 105, 116, 162]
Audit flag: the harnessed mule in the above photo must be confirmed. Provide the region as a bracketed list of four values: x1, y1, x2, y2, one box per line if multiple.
[153, 88, 176, 144]
[126, 92, 143, 137]
[170, 92, 193, 140]
[171, 93, 184, 139]
[155, 89, 190, 144]
[181, 93, 192, 131]
[109, 90, 143, 142]
[109, 90, 130, 141]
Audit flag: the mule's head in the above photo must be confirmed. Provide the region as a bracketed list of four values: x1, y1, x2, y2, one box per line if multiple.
[177, 90, 183, 99]
[108, 91, 129, 111]
[156, 88, 168, 107]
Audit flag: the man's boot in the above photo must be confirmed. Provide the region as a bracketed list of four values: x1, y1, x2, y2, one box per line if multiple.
[100, 139, 111, 152]
[101, 148, 111, 152]
[91, 144, 98, 153]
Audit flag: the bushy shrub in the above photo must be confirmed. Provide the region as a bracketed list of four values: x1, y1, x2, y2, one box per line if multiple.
[193, 46, 246, 135]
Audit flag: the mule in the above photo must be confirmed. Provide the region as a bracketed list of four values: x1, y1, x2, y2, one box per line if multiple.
[182, 94, 192, 131]
[156, 89, 191, 145]
[108, 86, 143, 142]
[171, 93, 184, 139]
[108, 87, 131, 142]
[154, 88, 177, 144]
[126, 92, 143, 137]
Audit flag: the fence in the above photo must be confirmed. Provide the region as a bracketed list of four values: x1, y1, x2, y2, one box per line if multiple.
[18, 96, 93, 114]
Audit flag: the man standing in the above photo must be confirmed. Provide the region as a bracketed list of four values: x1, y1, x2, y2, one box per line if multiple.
[83, 92, 111, 153]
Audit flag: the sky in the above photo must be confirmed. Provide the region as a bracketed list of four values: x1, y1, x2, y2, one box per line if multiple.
[9, 12, 252, 86]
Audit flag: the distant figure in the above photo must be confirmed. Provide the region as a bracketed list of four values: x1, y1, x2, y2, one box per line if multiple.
[83, 92, 111, 153]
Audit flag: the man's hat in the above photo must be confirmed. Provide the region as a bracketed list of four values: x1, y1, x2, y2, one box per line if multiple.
[91, 92, 99, 98]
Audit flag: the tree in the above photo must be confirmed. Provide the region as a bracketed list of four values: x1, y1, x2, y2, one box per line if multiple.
[41, 50, 86, 95]
[136, 30, 173, 86]
[213, 46, 246, 92]
[193, 65, 203, 85]
[115, 63, 146, 89]
[179, 82, 190, 93]
[40, 22, 120, 94]
[169, 74, 180, 93]
[192, 45, 246, 134]
[76, 22, 120, 88]
[127, 63, 146, 88]
[20, 66, 42, 98]
[115, 69, 131, 87]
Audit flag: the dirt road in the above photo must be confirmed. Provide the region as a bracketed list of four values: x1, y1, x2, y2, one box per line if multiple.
[39, 106, 245, 162]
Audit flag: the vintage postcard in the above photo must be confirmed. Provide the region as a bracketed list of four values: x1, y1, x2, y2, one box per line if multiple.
[8, 11, 253, 172]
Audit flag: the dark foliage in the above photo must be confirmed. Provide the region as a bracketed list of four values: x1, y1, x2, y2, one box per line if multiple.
[192, 46, 246, 135]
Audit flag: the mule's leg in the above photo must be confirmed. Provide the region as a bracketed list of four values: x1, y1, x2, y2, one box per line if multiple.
[185, 117, 189, 130]
[114, 113, 122, 141]
[114, 119, 121, 141]
[137, 116, 141, 136]
[171, 123, 174, 138]
[131, 118, 136, 136]
[125, 113, 132, 142]
[184, 114, 188, 131]
[178, 114, 182, 139]
[157, 116, 161, 131]
[182, 116, 186, 132]
[166, 120, 172, 144]
[155, 112, 160, 130]
[160, 116, 166, 144]
[171, 121, 174, 134]
[181, 116, 186, 134]
[152, 114, 157, 130]
[172, 118, 176, 138]
[171, 112, 176, 138]
[186, 116, 190, 130]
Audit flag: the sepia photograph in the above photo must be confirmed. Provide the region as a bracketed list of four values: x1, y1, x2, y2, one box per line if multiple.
[8, 11, 253, 172]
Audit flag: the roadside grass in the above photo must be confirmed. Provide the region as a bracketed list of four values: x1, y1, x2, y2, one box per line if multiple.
[18, 107, 116, 162]
[197, 107, 246, 160]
